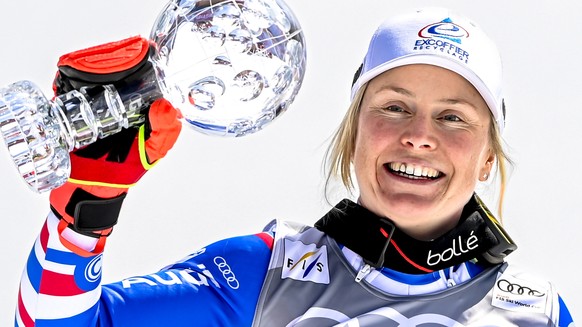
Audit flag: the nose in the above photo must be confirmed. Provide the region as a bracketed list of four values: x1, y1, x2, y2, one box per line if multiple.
[400, 116, 437, 150]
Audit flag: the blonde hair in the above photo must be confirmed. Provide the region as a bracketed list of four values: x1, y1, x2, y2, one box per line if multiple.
[324, 82, 512, 218]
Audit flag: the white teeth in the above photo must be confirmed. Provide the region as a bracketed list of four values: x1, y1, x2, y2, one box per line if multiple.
[406, 165, 414, 175]
[413, 166, 422, 177]
[388, 162, 440, 179]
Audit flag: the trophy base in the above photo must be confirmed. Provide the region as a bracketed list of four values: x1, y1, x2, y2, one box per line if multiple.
[0, 81, 70, 193]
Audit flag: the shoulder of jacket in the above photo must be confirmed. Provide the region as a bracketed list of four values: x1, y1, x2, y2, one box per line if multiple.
[492, 262, 560, 323]
[262, 219, 316, 238]
[497, 263, 555, 291]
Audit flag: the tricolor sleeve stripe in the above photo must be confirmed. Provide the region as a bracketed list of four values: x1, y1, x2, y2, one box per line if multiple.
[16, 213, 103, 326]
[33, 291, 102, 320]
[16, 287, 34, 327]
[32, 237, 74, 275]
[46, 247, 92, 265]
[24, 249, 43, 293]
[39, 221, 49, 252]
[18, 265, 41, 325]
[38, 270, 85, 296]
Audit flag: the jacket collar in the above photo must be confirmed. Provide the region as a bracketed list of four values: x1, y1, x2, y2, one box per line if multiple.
[314, 194, 517, 274]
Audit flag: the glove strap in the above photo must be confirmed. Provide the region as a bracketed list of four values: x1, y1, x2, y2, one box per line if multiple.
[52, 187, 126, 256]
[52, 188, 126, 235]
[66, 188, 126, 233]
[51, 185, 126, 236]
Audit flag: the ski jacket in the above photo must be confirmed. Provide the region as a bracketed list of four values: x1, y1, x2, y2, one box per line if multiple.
[16, 202, 575, 326]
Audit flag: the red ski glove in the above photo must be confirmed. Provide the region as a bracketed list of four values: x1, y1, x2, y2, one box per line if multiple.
[49, 36, 182, 255]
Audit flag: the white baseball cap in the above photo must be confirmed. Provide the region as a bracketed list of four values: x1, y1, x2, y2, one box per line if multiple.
[351, 7, 506, 132]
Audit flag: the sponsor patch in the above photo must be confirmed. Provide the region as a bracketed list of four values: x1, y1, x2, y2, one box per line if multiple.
[492, 273, 549, 314]
[418, 18, 469, 44]
[413, 18, 470, 64]
[282, 239, 329, 284]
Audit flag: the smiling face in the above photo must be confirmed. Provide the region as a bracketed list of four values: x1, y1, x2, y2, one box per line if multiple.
[354, 64, 495, 240]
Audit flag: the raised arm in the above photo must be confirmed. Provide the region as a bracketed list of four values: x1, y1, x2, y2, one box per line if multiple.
[15, 37, 181, 326]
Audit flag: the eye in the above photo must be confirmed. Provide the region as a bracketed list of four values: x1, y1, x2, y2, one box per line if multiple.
[441, 113, 464, 122]
[383, 105, 406, 113]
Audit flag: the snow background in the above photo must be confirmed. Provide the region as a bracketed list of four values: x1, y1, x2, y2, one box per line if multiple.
[0, 0, 580, 324]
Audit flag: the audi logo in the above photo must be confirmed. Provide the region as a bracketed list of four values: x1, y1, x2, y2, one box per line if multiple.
[214, 256, 240, 289]
[496, 279, 545, 297]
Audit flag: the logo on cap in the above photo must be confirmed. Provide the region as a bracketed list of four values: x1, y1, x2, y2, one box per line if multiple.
[418, 18, 469, 44]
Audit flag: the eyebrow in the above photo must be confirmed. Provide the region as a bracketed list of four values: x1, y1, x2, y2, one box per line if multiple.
[436, 98, 479, 111]
[374, 85, 479, 111]
[374, 85, 416, 98]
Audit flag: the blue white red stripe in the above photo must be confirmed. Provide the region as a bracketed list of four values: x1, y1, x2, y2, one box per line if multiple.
[16, 213, 102, 326]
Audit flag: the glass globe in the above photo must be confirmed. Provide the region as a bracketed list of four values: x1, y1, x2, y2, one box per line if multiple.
[150, 0, 306, 136]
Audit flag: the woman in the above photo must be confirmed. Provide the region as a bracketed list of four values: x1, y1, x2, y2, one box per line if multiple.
[15, 7, 574, 326]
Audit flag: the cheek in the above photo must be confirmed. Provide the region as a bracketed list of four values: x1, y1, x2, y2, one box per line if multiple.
[353, 132, 369, 173]
[453, 139, 491, 179]
[358, 115, 394, 149]
[353, 120, 382, 174]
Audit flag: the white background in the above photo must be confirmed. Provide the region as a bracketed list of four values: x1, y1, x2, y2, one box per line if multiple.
[0, 0, 580, 324]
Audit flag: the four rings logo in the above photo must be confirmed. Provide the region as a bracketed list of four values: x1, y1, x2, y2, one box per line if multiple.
[496, 279, 546, 297]
[214, 256, 240, 289]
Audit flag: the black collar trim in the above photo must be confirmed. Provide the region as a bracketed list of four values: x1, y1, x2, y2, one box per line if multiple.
[314, 195, 517, 274]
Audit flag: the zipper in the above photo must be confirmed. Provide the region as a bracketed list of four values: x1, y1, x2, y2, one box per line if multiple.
[355, 263, 373, 283]
[446, 266, 457, 287]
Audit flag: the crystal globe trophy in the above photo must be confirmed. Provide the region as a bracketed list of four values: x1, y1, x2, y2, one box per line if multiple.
[0, 0, 306, 193]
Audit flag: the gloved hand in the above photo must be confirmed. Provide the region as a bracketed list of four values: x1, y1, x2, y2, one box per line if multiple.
[49, 36, 182, 255]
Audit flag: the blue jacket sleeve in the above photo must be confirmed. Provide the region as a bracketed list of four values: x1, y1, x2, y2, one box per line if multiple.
[98, 232, 273, 326]
[558, 295, 575, 327]
[15, 212, 273, 327]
